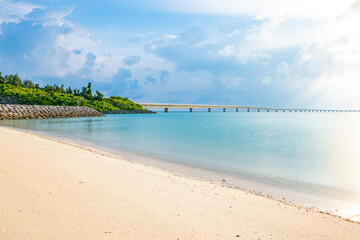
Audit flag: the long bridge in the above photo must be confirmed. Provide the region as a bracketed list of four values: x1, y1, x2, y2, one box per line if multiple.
[140, 103, 360, 113]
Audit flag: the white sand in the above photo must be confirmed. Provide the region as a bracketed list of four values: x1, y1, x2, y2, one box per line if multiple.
[0, 126, 359, 239]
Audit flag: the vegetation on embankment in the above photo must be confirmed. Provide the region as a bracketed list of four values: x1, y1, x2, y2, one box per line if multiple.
[0, 72, 147, 112]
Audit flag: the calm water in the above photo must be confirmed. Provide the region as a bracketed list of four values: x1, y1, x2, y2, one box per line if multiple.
[1, 112, 360, 221]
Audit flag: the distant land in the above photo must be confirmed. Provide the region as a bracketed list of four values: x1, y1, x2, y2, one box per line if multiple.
[0, 72, 150, 113]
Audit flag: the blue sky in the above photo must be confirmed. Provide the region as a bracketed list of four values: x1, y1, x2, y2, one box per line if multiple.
[0, 0, 359, 108]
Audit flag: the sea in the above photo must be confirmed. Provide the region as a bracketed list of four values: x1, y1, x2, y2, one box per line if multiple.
[1, 110, 360, 221]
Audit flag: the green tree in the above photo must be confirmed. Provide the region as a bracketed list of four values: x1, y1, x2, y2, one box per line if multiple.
[23, 80, 34, 88]
[86, 82, 92, 96]
[4, 74, 23, 86]
[0, 72, 4, 84]
[44, 84, 54, 92]
[66, 87, 73, 94]
[4, 74, 22, 86]
[4, 75, 10, 84]
[53, 84, 58, 91]
[81, 87, 87, 97]
[94, 90, 104, 100]
[73, 88, 80, 96]
[13, 74, 22, 86]
[60, 84, 65, 93]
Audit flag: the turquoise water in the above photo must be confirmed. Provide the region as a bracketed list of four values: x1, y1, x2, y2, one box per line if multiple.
[1, 112, 360, 220]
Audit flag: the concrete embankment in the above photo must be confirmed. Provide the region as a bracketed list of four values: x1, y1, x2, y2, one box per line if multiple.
[0, 104, 104, 120]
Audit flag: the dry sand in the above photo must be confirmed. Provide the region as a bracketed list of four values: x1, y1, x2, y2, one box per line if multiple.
[0, 126, 359, 240]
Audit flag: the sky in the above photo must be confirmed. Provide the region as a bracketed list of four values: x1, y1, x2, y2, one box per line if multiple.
[0, 0, 359, 108]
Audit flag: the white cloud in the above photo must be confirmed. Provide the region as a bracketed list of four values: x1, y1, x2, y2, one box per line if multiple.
[235, 49, 271, 65]
[261, 76, 271, 85]
[30, 6, 73, 27]
[0, 0, 39, 25]
[217, 45, 234, 56]
[1, 0, 360, 106]
[147, 34, 178, 50]
[131, 0, 356, 20]
[226, 29, 242, 39]
[221, 76, 241, 88]
[0, 2, 162, 85]
[276, 1, 360, 108]
[245, 19, 280, 44]
[276, 62, 290, 77]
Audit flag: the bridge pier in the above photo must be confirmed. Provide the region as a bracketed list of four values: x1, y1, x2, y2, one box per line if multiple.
[223, 108, 226, 112]
[189, 108, 193, 112]
[258, 109, 260, 112]
[208, 108, 211, 112]
[247, 108, 250, 112]
[236, 108, 239, 112]
[164, 108, 169, 113]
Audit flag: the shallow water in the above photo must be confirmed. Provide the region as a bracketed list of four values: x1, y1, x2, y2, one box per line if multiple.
[1, 112, 360, 221]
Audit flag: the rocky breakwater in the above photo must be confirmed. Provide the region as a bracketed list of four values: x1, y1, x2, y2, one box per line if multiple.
[0, 104, 104, 120]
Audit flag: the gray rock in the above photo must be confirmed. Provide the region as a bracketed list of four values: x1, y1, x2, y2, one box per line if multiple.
[0, 104, 104, 120]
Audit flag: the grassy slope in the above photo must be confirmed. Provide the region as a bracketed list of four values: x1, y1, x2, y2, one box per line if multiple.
[0, 84, 146, 112]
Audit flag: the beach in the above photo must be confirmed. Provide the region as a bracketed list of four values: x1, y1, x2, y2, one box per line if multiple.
[0, 126, 359, 240]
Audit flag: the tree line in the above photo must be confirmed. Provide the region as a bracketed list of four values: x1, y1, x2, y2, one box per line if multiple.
[0, 72, 104, 101]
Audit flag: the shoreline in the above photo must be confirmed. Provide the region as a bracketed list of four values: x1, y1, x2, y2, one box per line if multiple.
[2, 124, 360, 223]
[1, 126, 360, 239]
[2, 125, 360, 223]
